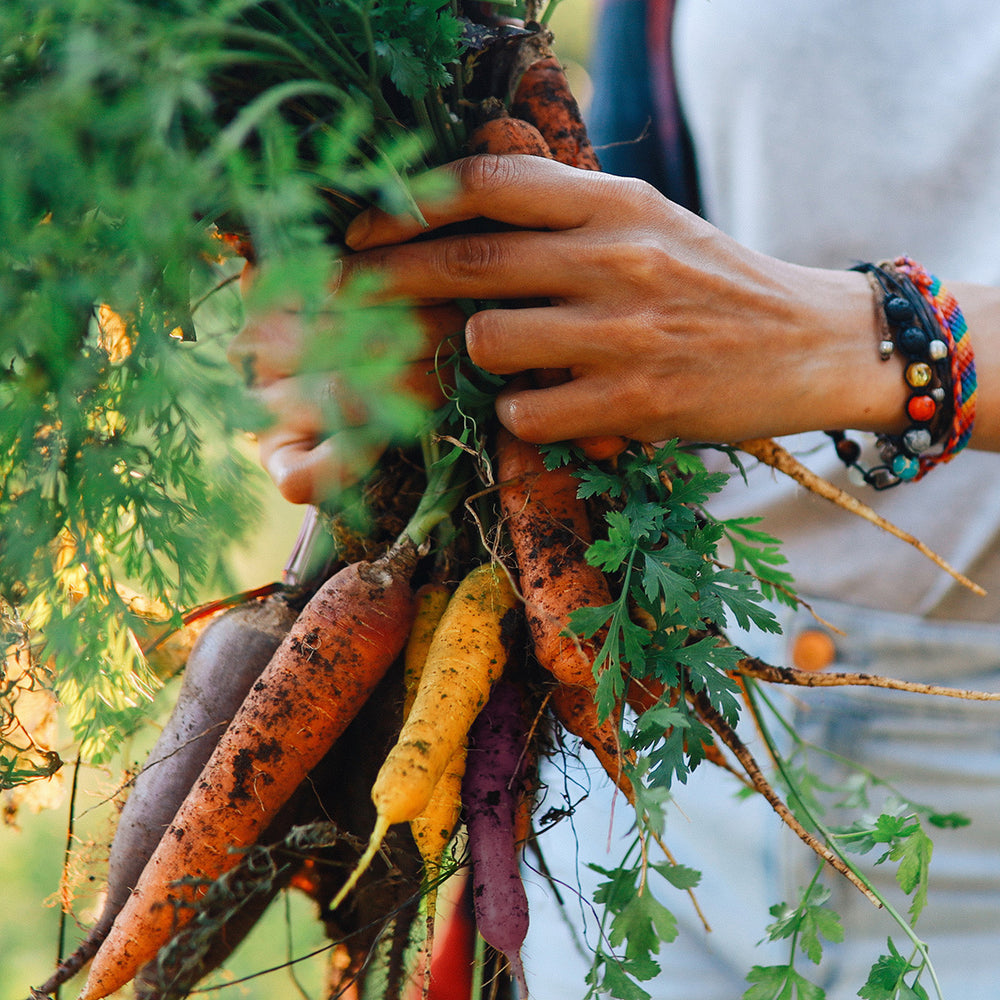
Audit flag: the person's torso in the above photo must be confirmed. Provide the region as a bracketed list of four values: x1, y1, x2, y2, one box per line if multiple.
[667, 0, 1000, 620]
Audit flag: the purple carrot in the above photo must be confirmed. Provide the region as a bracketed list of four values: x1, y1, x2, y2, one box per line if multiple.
[462, 677, 531, 998]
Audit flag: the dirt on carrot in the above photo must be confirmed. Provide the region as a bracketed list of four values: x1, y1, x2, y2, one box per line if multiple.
[328, 562, 521, 914]
[78, 539, 421, 1000]
[511, 51, 600, 170]
[30, 594, 298, 997]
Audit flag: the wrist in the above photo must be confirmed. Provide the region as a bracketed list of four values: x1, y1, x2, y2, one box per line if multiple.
[780, 262, 910, 437]
[817, 258, 978, 488]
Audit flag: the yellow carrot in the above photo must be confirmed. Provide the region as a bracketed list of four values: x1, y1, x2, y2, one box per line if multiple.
[404, 583, 466, 869]
[330, 562, 519, 910]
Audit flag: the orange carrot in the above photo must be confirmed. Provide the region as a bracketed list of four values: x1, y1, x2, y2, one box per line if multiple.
[328, 562, 520, 912]
[496, 427, 608, 691]
[78, 539, 421, 1000]
[466, 103, 553, 159]
[496, 427, 633, 797]
[30, 595, 297, 998]
[512, 729, 541, 849]
[511, 52, 601, 171]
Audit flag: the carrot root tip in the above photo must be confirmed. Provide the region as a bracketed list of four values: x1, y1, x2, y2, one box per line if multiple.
[329, 813, 391, 911]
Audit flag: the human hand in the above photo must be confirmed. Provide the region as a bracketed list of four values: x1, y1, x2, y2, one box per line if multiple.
[229, 266, 463, 505]
[342, 155, 904, 446]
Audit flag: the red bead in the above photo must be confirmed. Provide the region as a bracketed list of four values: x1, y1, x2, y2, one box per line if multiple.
[907, 395, 936, 422]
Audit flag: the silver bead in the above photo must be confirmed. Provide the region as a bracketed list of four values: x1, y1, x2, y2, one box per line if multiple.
[879, 339, 895, 360]
[931, 387, 946, 402]
[903, 428, 933, 454]
[928, 339, 948, 361]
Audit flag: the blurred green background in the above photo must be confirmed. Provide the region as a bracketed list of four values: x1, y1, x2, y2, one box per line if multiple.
[0, 6, 594, 997]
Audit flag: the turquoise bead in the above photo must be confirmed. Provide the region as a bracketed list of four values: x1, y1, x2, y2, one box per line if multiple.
[891, 454, 920, 480]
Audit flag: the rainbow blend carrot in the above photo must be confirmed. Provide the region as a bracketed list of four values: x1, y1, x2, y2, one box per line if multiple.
[328, 562, 520, 912]
[31, 595, 297, 997]
[79, 539, 421, 1000]
[496, 427, 634, 799]
[510, 50, 601, 170]
[466, 103, 553, 159]
[462, 677, 531, 998]
[401, 581, 461, 1000]
[403, 582, 465, 871]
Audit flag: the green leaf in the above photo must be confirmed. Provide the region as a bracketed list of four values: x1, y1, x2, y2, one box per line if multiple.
[639, 549, 699, 614]
[743, 965, 826, 1000]
[699, 568, 782, 634]
[926, 810, 970, 829]
[858, 939, 929, 1000]
[586, 511, 635, 573]
[595, 961, 654, 1000]
[889, 824, 933, 921]
[764, 884, 844, 965]
[540, 440, 579, 470]
[833, 810, 932, 921]
[650, 862, 702, 891]
[608, 889, 678, 960]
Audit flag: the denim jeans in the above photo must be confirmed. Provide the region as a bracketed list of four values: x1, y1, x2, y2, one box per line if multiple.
[521, 600, 1000, 998]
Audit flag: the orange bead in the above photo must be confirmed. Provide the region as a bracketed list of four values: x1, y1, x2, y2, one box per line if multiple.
[791, 629, 837, 672]
[907, 394, 936, 422]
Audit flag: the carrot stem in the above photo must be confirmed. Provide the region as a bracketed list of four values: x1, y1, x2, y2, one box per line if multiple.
[737, 437, 985, 596]
[736, 656, 1000, 700]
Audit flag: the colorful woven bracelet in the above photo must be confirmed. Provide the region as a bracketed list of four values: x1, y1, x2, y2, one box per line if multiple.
[828, 258, 974, 489]
[891, 256, 977, 471]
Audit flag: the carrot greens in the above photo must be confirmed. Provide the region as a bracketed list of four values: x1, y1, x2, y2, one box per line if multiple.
[3, 4, 992, 1000]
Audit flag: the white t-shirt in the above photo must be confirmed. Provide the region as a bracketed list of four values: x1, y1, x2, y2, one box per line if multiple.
[522, 7, 1000, 997]
[671, 0, 1000, 621]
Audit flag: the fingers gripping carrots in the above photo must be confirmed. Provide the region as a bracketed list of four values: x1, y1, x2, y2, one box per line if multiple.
[79, 540, 421, 1000]
[38, 25, 956, 1000]
[466, 85, 627, 464]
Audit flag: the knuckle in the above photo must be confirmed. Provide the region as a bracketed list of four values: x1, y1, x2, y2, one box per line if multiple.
[600, 237, 673, 289]
[455, 153, 522, 195]
[614, 176, 663, 214]
[440, 233, 504, 280]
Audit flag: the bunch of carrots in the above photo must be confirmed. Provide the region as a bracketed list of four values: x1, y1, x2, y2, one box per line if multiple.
[27, 15, 991, 1000]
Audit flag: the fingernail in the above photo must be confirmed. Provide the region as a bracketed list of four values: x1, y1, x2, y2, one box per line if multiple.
[344, 212, 371, 249]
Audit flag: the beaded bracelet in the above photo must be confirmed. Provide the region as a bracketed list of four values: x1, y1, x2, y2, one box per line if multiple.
[827, 258, 976, 489]
[893, 256, 977, 468]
